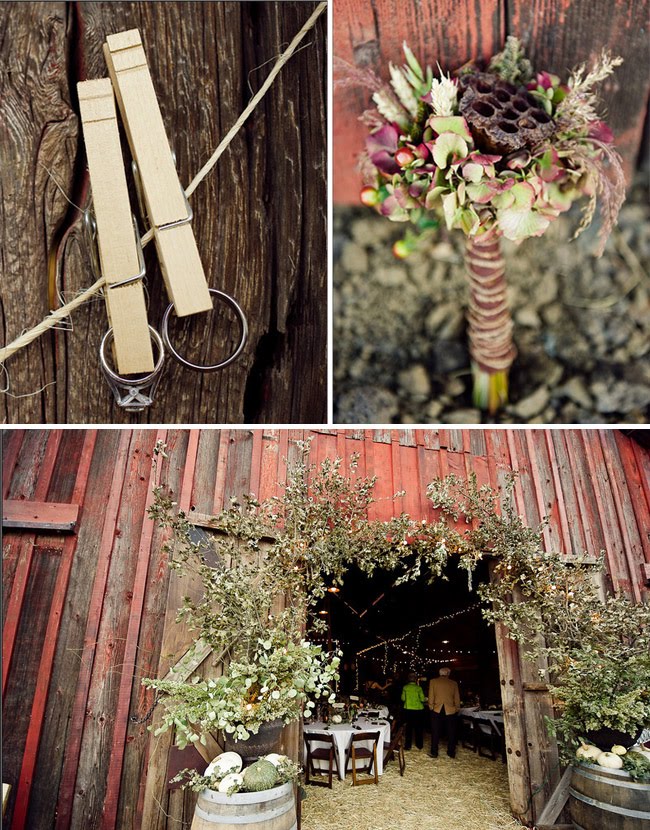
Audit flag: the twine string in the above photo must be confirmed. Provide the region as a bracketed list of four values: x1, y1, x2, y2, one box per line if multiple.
[0, 0, 327, 366]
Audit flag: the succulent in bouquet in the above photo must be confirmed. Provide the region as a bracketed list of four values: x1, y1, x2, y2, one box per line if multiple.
[358, 37, 625, 411]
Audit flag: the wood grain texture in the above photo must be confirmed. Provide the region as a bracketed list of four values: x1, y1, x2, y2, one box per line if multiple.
[333, 0, 649, 203]
[1, 2, 326, 424]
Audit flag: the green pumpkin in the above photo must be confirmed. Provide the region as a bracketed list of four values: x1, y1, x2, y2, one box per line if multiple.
[243, 759, 279, 792]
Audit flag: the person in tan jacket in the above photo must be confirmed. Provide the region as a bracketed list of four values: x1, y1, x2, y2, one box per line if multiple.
[428, 667, 460, 758]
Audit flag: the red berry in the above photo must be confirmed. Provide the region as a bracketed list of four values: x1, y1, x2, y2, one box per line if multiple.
[360, 186, 380, 207]
[392, 239, 410, 259]
[395, 148, 415, 168]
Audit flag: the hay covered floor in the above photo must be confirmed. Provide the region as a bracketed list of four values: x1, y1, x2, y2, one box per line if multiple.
[301, 746, 523, 830]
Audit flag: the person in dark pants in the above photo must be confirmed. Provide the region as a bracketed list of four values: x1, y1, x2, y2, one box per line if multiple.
[428, 667, 460, 758]
[401, 671, 425, 750]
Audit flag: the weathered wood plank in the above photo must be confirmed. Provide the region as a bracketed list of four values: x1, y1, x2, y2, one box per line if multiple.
[11, 432, 97, 830]
[102, 430, 166, 829]
[614, 432, 650, 566]
[55, 432, 132, 829]
[2, 431, 63, 695]
[123, 430, 189, 830]
[2, 430, 25, 500]
[508, 0, 650, 183]
[537, 765, 572, 826]
[2, 500, 79, 531]
[0, 2, 74, 422]
[597, 429, 644, 601]
[1, 2, 327, 424]
[3, 545, 63, 829]
[70, 432, 158, 830]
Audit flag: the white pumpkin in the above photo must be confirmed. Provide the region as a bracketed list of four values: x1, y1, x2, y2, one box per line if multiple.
[331, 714, 343, 724]
[218, 772, 244, 794]
[576, 743, 602, 762]
[611, 745, 627, 756]
[264, 753, 288, 767]
[596, 751, 624, 769]
[205, 751, 243, 777]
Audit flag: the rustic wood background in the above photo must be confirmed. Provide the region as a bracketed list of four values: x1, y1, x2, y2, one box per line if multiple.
[333, 0, 650, 202]
[2, 428, 649, 829]
[0, 2, 327, 424]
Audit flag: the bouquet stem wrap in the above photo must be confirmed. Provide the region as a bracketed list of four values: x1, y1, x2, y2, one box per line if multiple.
[464, 233, 515, 411]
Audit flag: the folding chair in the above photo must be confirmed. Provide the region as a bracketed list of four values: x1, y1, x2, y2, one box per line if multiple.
[304, 731, 341, 788]
[345, 731, 380, 786]
[475, 718, 505, 761]
[383, 723, 406, 776]
[460, 715, 478, 752]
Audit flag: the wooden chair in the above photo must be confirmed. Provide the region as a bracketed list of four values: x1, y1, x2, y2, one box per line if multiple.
[475, 718, 505, 762]
[383, 723, 406, 776]
[303, 731, 340, 788]
[460, 715, 478, 752]
[345, 730, 380, 786]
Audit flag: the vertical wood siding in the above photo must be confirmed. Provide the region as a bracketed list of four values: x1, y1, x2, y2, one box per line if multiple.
[2, 428, 649, 828]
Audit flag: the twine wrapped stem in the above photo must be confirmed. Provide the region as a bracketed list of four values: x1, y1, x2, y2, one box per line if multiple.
[464, 232, 516, 412]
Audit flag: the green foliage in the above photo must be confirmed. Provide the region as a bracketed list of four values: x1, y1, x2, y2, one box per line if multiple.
[622, 751, 650, 783]
[488, 36, 533, 85]
[428, 472, 650, 762]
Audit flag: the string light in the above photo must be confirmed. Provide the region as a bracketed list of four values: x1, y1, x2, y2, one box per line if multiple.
[356, 603, 481, 657]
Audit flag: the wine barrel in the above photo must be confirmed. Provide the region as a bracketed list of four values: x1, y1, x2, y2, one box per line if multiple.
[191, 782, 297, 830]
[569, 763, 650, 830]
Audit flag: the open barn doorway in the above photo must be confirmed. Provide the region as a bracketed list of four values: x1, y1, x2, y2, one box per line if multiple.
[302, 560, 518, 830]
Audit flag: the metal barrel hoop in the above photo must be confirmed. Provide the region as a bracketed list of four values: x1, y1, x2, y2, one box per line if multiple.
[99, 325, 166, 412]
[161, 288, 248, 372]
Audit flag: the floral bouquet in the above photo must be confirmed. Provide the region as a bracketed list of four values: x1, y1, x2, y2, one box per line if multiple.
[357, 37, 625, 411]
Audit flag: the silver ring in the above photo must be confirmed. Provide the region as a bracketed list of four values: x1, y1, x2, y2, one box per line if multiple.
[161, 289, 248, 372]
[100, 325, 165, 383]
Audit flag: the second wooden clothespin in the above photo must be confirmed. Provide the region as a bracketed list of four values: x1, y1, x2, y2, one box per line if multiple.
[77, 78, 155, 375]
[103, 29, 212, 317]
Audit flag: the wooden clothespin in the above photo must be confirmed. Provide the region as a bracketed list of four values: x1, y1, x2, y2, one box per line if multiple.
[77, 78, 155, 374]
[104, 29, 212, 317]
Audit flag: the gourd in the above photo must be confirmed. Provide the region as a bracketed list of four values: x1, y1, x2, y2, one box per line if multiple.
[264, 753, 288, 767]
[611, 745, 627, 756]
[218, 772, 244, 794]
[243, 759, 279, 792]
[576, 743, 602, 762]
[596, 751, 624, 769]
[205, 751, 243, 777]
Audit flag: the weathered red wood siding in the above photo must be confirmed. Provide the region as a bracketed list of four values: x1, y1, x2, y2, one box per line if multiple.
[333, 0, 650, 203]
[2, 428, 649, 829]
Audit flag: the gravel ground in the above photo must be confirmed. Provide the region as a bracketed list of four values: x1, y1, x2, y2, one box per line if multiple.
[334, 177, 650, 425]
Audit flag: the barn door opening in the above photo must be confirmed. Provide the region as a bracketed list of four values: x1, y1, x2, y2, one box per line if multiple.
[304, 558, 518, 827]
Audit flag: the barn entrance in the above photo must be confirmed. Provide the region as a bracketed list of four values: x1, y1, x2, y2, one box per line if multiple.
[302, 560, 518, 830]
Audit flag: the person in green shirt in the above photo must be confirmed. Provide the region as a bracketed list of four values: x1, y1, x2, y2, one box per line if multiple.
[401, 671, 426, 750]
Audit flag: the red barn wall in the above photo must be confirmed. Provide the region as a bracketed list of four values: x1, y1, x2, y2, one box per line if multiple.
[2, 428, 649, 828]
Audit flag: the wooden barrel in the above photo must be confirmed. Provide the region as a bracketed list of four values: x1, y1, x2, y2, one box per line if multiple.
[569, 763, 650, 830]
[191, 782, 297, 830]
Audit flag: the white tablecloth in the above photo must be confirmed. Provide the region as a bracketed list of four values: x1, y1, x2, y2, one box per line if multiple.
[304, 718, 391, 780]
[459, 708, 504, 736]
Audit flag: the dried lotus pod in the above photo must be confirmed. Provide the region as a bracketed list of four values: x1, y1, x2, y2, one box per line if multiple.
[458, 72, 554, 155]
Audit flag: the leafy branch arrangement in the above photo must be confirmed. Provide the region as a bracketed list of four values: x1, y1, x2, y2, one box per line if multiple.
[144, 441, 649, 785]
[356, 37, 625, 411]
[428, 474, 650, 772]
